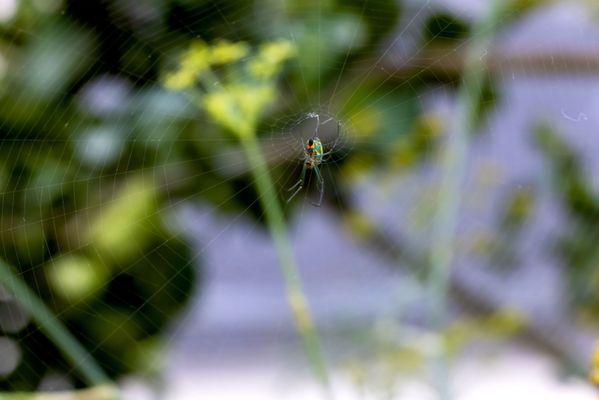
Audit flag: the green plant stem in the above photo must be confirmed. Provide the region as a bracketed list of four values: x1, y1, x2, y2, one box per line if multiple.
[427, 1, 511, 398]
[0, 259, 111, 387]
[240, 133, 331, 395]
[0, 385, 118, 400]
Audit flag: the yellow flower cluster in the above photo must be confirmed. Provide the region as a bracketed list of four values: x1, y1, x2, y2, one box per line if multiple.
[248, 40, 296, 79]
[209, 40, 249, 65]
[164, 41, 210, 90]
[164, 39, 294, 91]
[164, 40, 250, 90]
[203, 84, 275, 138]
[592, 343, 599, 386]
[163, 38, 295, 137]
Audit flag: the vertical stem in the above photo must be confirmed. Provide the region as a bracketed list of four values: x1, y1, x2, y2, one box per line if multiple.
[0, 259, 111, 387]
[427, 1, 509, 398]
[1, 385, 119, 400]
[240, 133, 332, 396]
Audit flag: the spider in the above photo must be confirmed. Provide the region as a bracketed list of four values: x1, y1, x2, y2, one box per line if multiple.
[286, 117, 338, 206]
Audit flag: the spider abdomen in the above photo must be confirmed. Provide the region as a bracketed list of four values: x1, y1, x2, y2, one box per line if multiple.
[306, 137, 324, 167]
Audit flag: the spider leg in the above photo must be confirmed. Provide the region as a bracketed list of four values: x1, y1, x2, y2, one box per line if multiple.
[320, 117, 333, 126]
[321, 150, 335, 163]
[310, 165, 325, 207]
[287, 178, 302, 191]
[314, 114, 320, 136]
[320, 150, 333, 161]
[287, 163, 307, 203]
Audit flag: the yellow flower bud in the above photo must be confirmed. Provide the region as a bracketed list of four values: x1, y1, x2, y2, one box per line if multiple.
[210, 40, 249, 64]
[163, 39, 295, 137]
[203, 90, 240, 134]
[163, 69, 195, 91]
[249, 40, 296, 79]
[591, 343, 599, 386]
[180, 40, 210, 74]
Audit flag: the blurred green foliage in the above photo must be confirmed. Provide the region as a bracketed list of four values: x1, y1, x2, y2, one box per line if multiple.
[0, 0, 410, 389]
[345, 310, 524, 399]
[536, 125, 599, 321]
[424, 13, 471, 43]
[0, 0, 577, 393]
[0, 1, 203, 389]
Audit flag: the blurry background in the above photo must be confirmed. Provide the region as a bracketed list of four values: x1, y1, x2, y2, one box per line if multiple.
[0, 0, 598, 399]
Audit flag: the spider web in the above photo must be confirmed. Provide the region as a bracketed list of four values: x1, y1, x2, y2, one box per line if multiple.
[0, 0, 597, 399]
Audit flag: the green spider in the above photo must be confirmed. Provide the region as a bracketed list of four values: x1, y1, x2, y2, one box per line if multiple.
[286, 120, 338, 206]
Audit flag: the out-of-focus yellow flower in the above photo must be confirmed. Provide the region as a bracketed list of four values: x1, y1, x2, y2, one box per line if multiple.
[89, 177, 157, 263]
[163, 69, 195, 91]
[203, 90, 237, 133]
[234, 84, 275, 128]
[180, 40, 210, 74]
[441, 310, 525, 356]
[203, 84, 275, 137]
[163, 39, 294, 137]
[260, 40, 296, 63]
[249, 40, 296, 79]
[591, 343, 599, 386]
[163, 41, 210, 90]
[47, 255, 108, 302]
[210, 40, 249, 64]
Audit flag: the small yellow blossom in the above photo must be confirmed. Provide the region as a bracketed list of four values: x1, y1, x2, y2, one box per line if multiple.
[163, 39, 294, 137]
[209, 40, 249, 64]
[163, 41, 210, 90]
[233, 84, 275, 128]
[203, 84, 275, 137]
[260, 40, 296, 63]
[180, 40, 210, 75]
[592, 343, 599, 386]
[163, 69, 195, 91]
[249, 40, 296, 79]
[203, 90, 239, 134]
[47, 255, 107, 302]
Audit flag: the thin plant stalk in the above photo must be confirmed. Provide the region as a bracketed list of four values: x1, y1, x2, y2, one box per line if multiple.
[427, 1, 512, 398]
[0, 259, 111, 388]
[165, 39, 330, 395]
[241, 133, 332, 395]
[0, 385, 118, 400]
